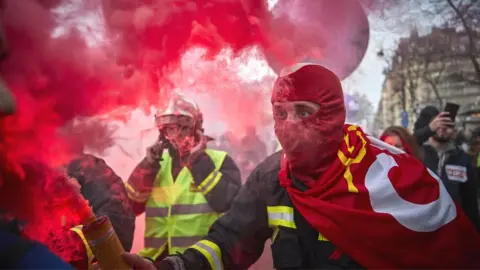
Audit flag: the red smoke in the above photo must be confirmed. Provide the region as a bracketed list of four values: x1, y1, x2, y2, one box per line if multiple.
[0, 0, 271, 262]
[101, 0, 269, 79]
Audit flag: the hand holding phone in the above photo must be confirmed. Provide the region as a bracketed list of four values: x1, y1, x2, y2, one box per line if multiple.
[428, 103, 459, 132]
[146, 133, 170, 164]
[429, 112, 453, 132]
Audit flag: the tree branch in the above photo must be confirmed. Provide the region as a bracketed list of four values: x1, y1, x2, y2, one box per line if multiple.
[446, 0, 480, 82]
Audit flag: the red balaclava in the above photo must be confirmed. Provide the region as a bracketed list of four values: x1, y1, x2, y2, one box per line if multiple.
[271, 63, 345, 184]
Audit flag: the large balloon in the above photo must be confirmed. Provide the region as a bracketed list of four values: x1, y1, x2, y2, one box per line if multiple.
[265, 0, 370, 80]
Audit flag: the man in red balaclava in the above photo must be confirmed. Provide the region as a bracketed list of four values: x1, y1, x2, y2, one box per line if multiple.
[123, 63, 480, 270]
[271, 63, 346, 186]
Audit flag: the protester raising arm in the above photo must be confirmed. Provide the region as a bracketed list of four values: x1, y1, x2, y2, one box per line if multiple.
[414, 112, 452, 146]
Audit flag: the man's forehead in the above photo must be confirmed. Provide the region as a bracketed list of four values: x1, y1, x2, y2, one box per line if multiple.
[273, 101, 319, 107]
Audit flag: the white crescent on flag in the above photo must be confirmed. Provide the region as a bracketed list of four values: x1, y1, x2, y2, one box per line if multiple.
[365, 136, 457, 232]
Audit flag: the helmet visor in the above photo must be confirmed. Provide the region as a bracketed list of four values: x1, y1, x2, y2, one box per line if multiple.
[155, 114, 194, 128]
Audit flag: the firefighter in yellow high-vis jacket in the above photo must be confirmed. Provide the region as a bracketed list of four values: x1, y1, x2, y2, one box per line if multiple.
[125, 94, 242, 264]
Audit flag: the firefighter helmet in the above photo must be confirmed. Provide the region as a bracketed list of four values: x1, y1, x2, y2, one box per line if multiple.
[155, 94, 203, 128]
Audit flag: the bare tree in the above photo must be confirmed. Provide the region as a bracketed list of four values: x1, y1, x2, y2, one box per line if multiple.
[392, 0, 480, 84]
[379, 35, 424, 112]
[374, 0, 479, 84]
[417, 29, 458, 107]
[444, 0, 480, 83]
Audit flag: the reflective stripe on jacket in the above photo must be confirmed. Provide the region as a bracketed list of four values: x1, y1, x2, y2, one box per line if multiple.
[70, 225, 94, 270]
[139, 149, 227, 260]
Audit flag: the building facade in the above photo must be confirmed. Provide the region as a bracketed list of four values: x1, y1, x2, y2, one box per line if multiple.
[375, 27, 480, 135]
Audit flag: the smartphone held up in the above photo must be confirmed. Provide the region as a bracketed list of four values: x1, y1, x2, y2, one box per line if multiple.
[443, 102, 460, 123]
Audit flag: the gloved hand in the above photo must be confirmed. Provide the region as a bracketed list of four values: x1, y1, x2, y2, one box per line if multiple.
[156, 256, 186, 270]
[122, 253, 156, 270]
[146, 138, 170, 165]
[122, 253, 186, 270]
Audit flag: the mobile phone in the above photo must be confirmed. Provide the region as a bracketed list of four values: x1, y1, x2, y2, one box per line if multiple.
[444, 102, 460, 122]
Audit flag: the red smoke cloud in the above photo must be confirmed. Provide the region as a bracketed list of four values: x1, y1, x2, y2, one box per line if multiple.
[101, 0, 269, 80]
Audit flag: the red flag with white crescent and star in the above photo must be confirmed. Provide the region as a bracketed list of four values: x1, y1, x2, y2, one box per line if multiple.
[279, 124, 480, 268]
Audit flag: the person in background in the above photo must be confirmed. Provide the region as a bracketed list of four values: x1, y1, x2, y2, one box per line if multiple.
[240, 126, 267, 162]
[413, 106, 452, 146]
[236, 150, 259, 182]
[468, 127, 480, 179]
[380, 126, 423, 160]
[468, 127, 480, 213]
[216, 131, 238, 158]
[125, 94, 241, 264]
[123, 63, 480, 270]
[422, 110, 480, 232]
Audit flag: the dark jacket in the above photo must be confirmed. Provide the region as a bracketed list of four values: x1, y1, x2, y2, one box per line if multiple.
[170, 152, 362, 270]
[0, 221, 73, 269]
[67, 154, 136, 251]
[422, 144, 480, 231]
[413, 105, 439, 146]
[414, 126, 435, 146]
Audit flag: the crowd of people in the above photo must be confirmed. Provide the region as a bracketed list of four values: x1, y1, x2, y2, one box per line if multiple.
[2, 62, 480, 269]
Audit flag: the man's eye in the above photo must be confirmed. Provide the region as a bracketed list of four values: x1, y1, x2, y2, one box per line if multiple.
[298, 111, 312, 118]
[166, 126, 178, 133]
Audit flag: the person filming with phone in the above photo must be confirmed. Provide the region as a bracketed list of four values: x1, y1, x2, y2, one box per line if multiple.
[422, 103, 480, 232]
[125, 94, 241, 264]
